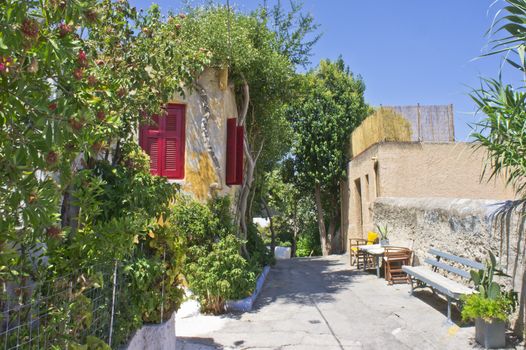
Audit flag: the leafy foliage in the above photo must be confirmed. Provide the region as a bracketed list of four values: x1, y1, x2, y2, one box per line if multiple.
[296, 226, 322, 257]
[288, 58, 369, 190]
[462, 293, 517, 322]
[286, 57, 369, 254]
[170, 194, 267, 314]
[471, 0, 526, 196]
[0, 0, 206, 345]
[461, 251, 518, 322]
[186, 235, 257, 314]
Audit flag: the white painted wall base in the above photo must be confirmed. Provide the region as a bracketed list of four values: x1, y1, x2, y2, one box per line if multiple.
[125, 311, 176, 350]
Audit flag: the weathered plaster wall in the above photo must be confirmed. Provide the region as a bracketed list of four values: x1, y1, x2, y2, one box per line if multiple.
[375, 142, 514, 200]
[372, 197, 526, 332]
[346, 142, 516, 246]
[171, 68, 239, 201]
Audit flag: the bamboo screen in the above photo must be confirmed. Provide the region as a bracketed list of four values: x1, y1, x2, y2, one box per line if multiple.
[350, 104, 454, 157]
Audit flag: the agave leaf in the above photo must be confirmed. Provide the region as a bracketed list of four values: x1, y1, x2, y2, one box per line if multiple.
[470, 269, 481, 286]
[479, 285, 486, 298]
[489, 250, 497, 268]
[488, 282, 501, 299]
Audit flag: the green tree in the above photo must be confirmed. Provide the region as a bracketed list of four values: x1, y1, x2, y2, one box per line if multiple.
[0, 0, 206, 285]
[287, 58, 369, 255]
[176, 2, 318, 254]
[470, 0, 526, 334]
[470, 0, 526, 195]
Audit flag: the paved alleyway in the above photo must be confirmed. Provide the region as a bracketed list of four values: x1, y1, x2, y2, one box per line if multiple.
[176, 255, 476, 350]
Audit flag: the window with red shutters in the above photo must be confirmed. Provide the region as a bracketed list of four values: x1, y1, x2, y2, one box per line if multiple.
[139, 104, 185, 179]
[226, 118, 244, 185]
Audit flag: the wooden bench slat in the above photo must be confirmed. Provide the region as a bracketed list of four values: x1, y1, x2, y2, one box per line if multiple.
[428, 248, 485, 270]
[402, 266, 474, 299]
[424, 258, 471, 279]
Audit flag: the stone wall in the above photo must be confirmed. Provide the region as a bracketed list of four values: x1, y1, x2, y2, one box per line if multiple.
[345, 142, 516, 244]
[372, 197, 526, 332]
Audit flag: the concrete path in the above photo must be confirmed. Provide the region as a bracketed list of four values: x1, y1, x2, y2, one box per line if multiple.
[176, 255, 477, 349]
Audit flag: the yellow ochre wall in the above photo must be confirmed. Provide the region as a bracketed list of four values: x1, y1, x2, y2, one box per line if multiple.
[168, 68, 240, 201]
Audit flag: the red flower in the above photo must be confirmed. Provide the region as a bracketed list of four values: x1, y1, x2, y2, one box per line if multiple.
[87, 75, 97, 86]
[91, 142, 103, 152]
[73, 68, 83, 80]
[84, 9, 98, 23]
[58, 23, 72, 37]
[48, 103, 57, 111]
[96, 110, 105, 121]
[46, 226, 62, 238]
[77, 49, 88, 66]
[45, 151, 58, 165]
[68, 118, 83, 130]
[21, 18, 39, 39]
[0, 63, 5, 72]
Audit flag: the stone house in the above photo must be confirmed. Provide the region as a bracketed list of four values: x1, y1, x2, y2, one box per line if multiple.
[343, 105, 526, 331]
[137, 68, 243, 201]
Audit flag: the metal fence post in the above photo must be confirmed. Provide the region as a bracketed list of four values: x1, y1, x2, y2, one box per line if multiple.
[160, 249, 166, 324]
[108, 260, 118, 347]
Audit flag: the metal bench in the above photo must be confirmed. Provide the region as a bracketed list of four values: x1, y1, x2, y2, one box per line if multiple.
[402, 248, 485, 322]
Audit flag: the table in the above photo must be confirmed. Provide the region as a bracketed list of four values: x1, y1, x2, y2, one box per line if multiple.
[357, 244, 387, 278]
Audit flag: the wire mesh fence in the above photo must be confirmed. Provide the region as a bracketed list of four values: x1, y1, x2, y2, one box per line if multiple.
[0, 260, 164, 349]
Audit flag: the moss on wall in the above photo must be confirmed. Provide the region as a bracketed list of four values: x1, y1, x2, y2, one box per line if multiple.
[183, 152, 218, 201]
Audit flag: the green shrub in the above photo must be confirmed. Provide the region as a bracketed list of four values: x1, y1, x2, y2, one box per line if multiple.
[296, 224, 322, 257]
[461, 251, 518, 322]
[186, 235, 256, 314]
[461, 293, 515, 322]
[247, 223, 274, 268]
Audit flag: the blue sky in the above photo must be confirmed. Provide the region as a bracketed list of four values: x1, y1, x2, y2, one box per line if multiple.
[129, 0, 510, 141]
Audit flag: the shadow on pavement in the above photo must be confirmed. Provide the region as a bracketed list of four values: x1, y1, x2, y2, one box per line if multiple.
[176, 336, 223, 350]
[253, 256, 355, 309]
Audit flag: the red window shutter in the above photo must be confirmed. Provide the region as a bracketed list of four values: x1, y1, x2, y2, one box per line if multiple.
[139, 105, 185, 179]
[226, 118, 238, 185]
[140, 116, 161, 176]
[162, 104, 185, 179]
[235, 125, 244, 185]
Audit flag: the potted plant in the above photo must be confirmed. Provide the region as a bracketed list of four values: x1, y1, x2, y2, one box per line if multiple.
[376, 224, 389, 246]
[461, 252, 518, 349]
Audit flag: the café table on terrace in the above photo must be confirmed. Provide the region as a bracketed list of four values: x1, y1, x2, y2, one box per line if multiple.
[357, 244, 387, 278]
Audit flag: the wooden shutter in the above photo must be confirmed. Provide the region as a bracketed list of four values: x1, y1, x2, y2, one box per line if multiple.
[140, 105, 185, 179]
[226, 118, 238, 185]
[235, 125, 244, 184]
[226, 118, 244, 186]
[163, 104, 185, 179]
[140, 115, 161, 176]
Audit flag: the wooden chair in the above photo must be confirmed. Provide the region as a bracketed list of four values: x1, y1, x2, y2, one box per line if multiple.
[383, 247, 412, 284]
[349, 232, 379, 267]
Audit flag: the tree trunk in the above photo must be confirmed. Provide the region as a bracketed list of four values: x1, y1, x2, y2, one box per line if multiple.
[328, 195, 341, 253]
[235, 79, 252, 258]
[262, 198, 276, 255]
[314, 183, 331, 256]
